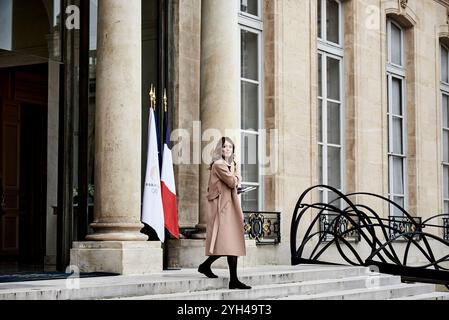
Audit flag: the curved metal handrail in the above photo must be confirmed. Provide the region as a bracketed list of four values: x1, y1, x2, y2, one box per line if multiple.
[291, 185, 449, 286]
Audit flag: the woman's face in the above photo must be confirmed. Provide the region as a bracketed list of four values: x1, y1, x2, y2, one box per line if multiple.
[222, 141, 233, 160]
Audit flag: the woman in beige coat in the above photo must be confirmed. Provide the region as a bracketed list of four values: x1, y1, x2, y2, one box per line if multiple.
[198, 137, 251, 290]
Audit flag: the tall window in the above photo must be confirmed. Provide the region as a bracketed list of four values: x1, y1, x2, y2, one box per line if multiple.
[441, 43, 449, 213]
[239, 0, 263, 211]
[317, 0, 344, 207]
[387, 19, 407, 216]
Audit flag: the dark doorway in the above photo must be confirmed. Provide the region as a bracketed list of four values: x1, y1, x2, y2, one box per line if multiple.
[0, 64, 49, 273]
[19, 103, 48, 265]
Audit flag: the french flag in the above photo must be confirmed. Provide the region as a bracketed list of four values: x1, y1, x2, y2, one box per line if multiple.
[161, 111, 180, 239]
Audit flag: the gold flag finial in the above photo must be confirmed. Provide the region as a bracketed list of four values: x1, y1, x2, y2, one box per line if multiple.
[152, 85, 157, 110]
[164, 89, 168, 113]
[149, 85, 154, 109]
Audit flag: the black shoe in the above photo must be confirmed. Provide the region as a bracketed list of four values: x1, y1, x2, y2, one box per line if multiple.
[198, 264, 218, 278]
[229, 280, 251, 290]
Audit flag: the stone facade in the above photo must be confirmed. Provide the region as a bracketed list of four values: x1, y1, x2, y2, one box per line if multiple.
[3, 0, 448, 274]
[169, 0, 449, 268]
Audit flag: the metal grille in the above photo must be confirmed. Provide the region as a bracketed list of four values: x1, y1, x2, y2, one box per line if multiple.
[389, 215, 422, 241]
[243, 211, 281, 245]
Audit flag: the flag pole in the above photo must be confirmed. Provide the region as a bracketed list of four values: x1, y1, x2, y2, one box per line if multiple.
[162, 87, 168, 270]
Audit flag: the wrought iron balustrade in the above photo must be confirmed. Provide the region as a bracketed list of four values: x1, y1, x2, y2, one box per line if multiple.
[291, 185, 449, 287]
[244, 211, 281, 245]
[319, 213, 360, 242]
[444, 216, 449, 241]
[388, 215, 422, 241]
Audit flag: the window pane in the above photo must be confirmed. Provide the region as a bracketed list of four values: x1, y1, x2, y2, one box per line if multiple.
[326, 0, 340, 44]
[242, 133, 259, 182]
[242, 188, 259, 211]
[241, 81, 259, 130]
[327, 101, 341, 145]
[443, 94, 449, 128]
[318, 0, 322, 39]
[329, 190, 342, 210]
[327, 146, 341, 189]
[392, 196, 405, 216]
[392, 157, 404, 195]
[392, 117, 403, 154]
[390, 22, 402, 66]
[318, 54, 322, 97]
[444, 201, 449, 214]
[319, 144, 323, 184]
[327, 56, 340, 101]
[90, 0, 98, 50]
[443, 166, 449, 199]
[241, 132, 258, 166]
[444, 130, 449, 163]
[392, 78, 402, 116]
[241, 0, 258, 16]
[241, 30, 259, 81]
[242, 161, 259, 184]
[0, 0, 12, 50]
[442, 45, 448, 83]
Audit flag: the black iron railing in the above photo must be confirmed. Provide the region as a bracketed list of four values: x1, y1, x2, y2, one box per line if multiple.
[291, 185, 449, 287]
[318, 213, 423, 242]
[444, 216, 449, 241]
[244, 211, 281, 245]
[319, 213, 361, 242]
[388, 215, 422, 241]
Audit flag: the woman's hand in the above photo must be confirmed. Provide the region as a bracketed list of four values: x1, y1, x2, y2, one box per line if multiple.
[232, 161, 242, 188]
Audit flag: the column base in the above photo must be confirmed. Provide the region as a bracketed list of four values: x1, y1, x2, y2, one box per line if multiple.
[86, 222, 148, 241]
[70, 241, 163, 275]
[167, 239, 258, 269]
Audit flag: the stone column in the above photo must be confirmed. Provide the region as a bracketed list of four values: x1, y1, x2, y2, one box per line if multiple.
[196, 0, 241, 236]
[70, 0, 162, 275]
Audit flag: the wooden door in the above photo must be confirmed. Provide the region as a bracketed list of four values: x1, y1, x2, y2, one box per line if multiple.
[1, 99, 20, 256]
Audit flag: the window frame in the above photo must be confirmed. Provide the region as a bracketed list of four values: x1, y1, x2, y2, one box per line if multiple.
[441, 43, 449, 214]
[386, 19, 407, 217]
[239, 3, 264, 212]
[239, 0, 263, 21]
[387, 19, 405, 70]
[317, 0, 343, 48]
[317, 0, 345, 206]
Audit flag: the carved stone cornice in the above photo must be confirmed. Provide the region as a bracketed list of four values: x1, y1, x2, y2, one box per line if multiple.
[400, 0, 408, 9]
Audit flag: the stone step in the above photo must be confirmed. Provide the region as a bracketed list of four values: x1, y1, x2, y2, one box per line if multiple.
[112, 274, 400, 300]
[389, 292, 449, 300]
[0, 265, 368, 300]
[0, 265, 443, 300]
[277, 282, 436, 300]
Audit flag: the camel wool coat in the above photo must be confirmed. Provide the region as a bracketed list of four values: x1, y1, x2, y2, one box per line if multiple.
[205, 159, 246, 256]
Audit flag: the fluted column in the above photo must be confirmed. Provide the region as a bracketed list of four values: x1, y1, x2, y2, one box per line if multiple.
[86, 0, 146, 241]
[197, 0, 240, 235]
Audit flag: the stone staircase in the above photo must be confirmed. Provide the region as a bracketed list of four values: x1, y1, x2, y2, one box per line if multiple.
[0, 265, 448, 300]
